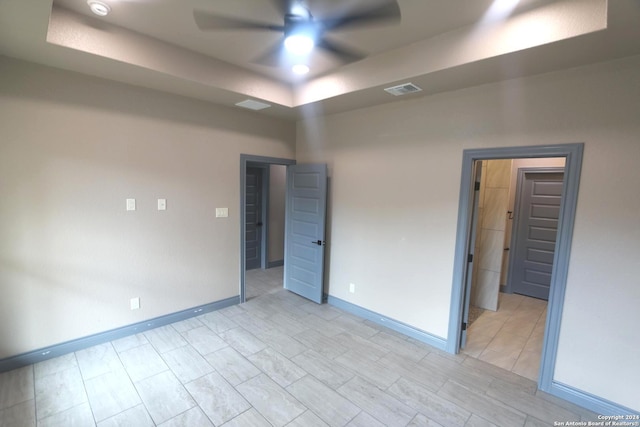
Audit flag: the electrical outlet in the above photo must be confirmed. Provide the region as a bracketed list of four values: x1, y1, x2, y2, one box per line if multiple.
[130, 297, 140, 310]
[215, 208, 228, 218]
[349, 283, 355, 293]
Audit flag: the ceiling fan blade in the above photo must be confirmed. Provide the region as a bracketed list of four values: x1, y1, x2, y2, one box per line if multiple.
[319, 1, 401, 31]
[193, 10, 284, 32]
[268, 0, 292, 15]
[252, 41, 286, 67]
[317, 38, 366, 64]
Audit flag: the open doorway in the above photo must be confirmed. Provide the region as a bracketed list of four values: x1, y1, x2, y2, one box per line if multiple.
[240, 155, 295, 303]
[464, 158, 565, 381]
[244, 163, 288, 300]
[447, 143, 583, 396]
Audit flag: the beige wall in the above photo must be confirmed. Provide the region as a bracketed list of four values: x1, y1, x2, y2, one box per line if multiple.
[0, 57, 295, 359]
[268, 165, 286, 263]
[296, 55, 640, 410]
[1, 50, 639, 411]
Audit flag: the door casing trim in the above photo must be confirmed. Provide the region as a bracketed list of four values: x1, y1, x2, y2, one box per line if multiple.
[446, 143, 583, 397]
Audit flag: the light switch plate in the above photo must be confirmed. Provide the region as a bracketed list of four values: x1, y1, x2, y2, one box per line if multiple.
[158, 199, 166, 211]
[215, 208, 229, 218]
[126, 199, 136, 211]
[130, 297, 140, 310]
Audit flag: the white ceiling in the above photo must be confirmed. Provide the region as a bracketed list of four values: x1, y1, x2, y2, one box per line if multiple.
[1, 0, 640, 120]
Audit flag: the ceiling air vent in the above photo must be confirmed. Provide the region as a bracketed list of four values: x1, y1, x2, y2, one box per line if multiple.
[384, 82, 423, 96]
[235, 99, 271, 110]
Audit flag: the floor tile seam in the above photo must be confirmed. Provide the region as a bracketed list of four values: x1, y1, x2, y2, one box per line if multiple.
[30, 363, 38, 424]
[441, 378, 530, 422]
[489, 332, 528, 347]
[221, 407, 257, 426]
[0, 397, 35, 416]
[33, 361, 80, 382]
[235, 374, 308, 425]
[33, 353, 91, 422]
[478, 374, 550, 416]
[158, 350, 218, 387]
[246, 349, 306, 385]
[169, 321, 199, 335]
[77, 347, 128, 383]
[333, 343, 388, 363]
[396, 371, 447, 395]
[481, 342, 525, 362]
[105, 345, 157, 425]
[283, 374, 344, 421]
[287, 356, 355, 391]
[534, 391, 599, 420]
[345, 332, 395, 353]
[486, 379, 582, 421]
[385, 375, 431, 400]
[36, 401, 93, 425]
[511, 348, 540, 368]
[334, 376, 404, 427]
[177, 333, 231, 358]
[161, 403, 213, 427]
[138, 372, 198, 425]
[477, 352, 519, 373]
[126, 359, 171, 385]
[0, 367, 35, 408]
[144, 336, 190, 356]
[79, 364, 130, 386]
[332, 351, 390, 379]
[486, 376, 537, 399]
[112, 336, 148, 355]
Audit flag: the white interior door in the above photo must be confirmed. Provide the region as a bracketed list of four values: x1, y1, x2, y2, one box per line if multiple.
[284, 164, 327, 304]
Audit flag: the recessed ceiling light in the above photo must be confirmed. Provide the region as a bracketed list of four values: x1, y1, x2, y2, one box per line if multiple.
[292, 64, 310, 75]
[87, 0, 111, 17]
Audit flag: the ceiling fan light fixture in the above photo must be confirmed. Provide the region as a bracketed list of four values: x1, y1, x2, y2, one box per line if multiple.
[87, 0, 110, 16]
[284, 34, 314, 55]
[292, 64, 310, 75]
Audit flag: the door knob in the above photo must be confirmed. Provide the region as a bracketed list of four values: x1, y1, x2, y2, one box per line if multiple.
[312, 240, 325, 246]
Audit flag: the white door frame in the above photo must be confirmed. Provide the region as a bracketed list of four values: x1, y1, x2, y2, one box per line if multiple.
[446, 143, 583, 396]
[240, 154, 295, 303]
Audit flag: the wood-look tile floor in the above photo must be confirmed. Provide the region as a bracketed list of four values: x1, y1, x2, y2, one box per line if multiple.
[0, 268, 598, 426]
[464, 293, 547, 382]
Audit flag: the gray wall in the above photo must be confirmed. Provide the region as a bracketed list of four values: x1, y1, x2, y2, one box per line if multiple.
[296, 54, 640, 411]
[0, 57, 295, 359]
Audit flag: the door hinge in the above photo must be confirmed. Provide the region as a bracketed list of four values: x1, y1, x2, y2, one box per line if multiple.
[467, 253, 473, 263]
[462, 322, 467, 331]
[474, 181, 481, 191]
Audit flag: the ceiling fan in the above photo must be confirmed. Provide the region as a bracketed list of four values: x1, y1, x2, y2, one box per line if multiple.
[193, 0, 401, 68]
